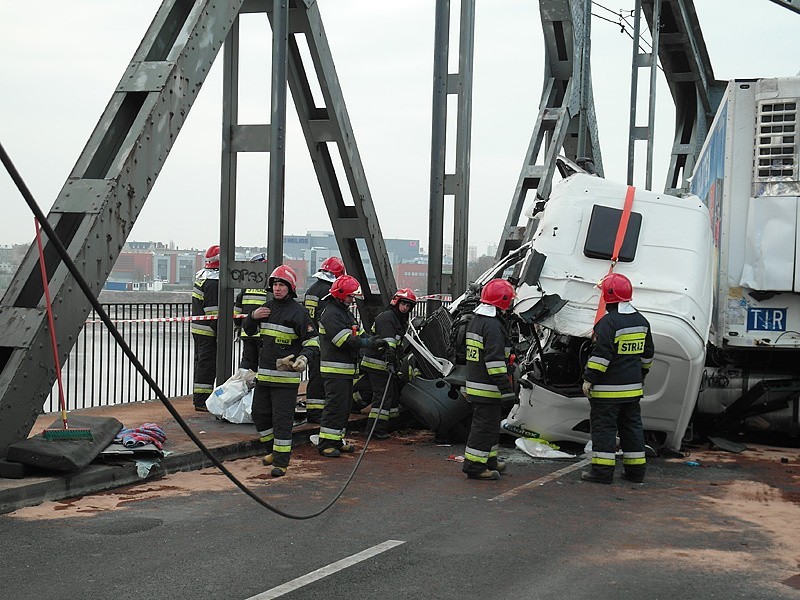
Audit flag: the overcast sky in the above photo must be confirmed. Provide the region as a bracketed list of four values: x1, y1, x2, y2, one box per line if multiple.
[0, 1, 797, 256]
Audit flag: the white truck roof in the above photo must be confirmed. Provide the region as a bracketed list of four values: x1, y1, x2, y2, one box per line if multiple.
[514, 173, 714, 343]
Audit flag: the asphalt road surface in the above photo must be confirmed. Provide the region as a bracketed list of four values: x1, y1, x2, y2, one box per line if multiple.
[3, 431, 800, 600]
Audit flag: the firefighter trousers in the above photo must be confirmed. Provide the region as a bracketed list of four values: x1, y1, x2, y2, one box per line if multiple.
[588, 399, 646, 481]
[365, 370, 398, 436]
[305, 353, 325, 423]
[318, 377, 353, 452]
[462, 400, 503, 475]
[239, 337, 260, 372]
[252, 384, 298, 468]
[192, 334, 217, 408]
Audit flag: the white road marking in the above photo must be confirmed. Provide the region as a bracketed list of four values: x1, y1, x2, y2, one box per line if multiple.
[246, 539, 406, 599]
[490, 458, 591, 502]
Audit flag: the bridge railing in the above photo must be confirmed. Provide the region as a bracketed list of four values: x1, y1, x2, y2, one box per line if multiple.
[45, 299, 447, 412]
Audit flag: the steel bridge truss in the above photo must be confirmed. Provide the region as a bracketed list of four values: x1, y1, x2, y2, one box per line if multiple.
[0, 0, 394, 454]
[496, 0, 604, 260]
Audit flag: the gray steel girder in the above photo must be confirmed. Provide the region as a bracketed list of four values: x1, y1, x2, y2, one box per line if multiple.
[641, 0, 726, 196]
[427, 0, 475, 300]
[496, 0, 602, 260]
[0, 0, 245, 455]
[275, 0, 396, 323]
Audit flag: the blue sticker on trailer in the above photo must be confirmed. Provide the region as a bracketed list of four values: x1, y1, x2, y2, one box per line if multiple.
[747, 308, 787, 332]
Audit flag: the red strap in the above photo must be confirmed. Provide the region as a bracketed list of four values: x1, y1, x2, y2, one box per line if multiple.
[594, 186, 636, 324]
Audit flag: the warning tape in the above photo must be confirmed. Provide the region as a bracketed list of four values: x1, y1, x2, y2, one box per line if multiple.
[417, 293, 452, 301]
[86, 293, 452, 324]
[85, 314, 245, 325]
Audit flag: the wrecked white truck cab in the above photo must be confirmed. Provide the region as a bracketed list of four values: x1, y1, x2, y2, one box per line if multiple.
[503, 174, 714, 451]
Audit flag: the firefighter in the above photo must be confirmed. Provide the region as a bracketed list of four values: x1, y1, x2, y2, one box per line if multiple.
[317, 274, 385, 457]
[581, 273, 655, 484]
[243, 265, 317, 477]
[462, 278, 517, 480]
[303, 257, 345, 423]
[191, 245, 221, 412]
[234, 253, 269, 371]
[362, 288, 417, 439]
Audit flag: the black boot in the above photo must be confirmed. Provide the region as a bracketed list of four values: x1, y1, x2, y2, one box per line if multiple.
[581, 470, 613, 484]
[466, 469, 500, 481]
[621, 471, 644, 483]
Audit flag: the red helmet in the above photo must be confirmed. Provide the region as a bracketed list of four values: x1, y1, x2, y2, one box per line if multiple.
[205, 245, 220, 269]
[269, 265, 298, 293]
[600, 273, 633, 303]
[480, 279, 515, 311]
[319, 256, 345, 277]
[329, 275, 363, 301]
[391, 288, 417, 306]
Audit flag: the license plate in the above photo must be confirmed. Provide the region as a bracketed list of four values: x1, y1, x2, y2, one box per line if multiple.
[746, 308, 787, 332]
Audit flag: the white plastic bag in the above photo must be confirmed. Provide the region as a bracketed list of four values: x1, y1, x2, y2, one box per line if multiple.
[222, 388, 254, 424]
[206, 369, 255, 416]
[515, 437, 576, 459]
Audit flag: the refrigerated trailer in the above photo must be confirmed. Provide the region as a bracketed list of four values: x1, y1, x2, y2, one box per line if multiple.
[690, 77, 800, 434]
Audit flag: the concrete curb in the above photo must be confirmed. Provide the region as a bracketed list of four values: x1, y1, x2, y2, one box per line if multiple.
[0, 418, 361, 515]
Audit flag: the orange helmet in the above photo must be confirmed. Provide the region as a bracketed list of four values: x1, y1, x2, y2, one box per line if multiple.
[391, 288, 417, 306]
[480, 279, 515, 311]
[319, 256, 345, 277]
[329, 275, 363, 301]
[205, 245, 220, 269]
[600, 273, 633, 303]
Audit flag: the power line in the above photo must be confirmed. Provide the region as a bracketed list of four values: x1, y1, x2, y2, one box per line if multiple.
[590, 7, 662, 74]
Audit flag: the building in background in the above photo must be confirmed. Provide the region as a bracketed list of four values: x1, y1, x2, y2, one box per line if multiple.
[395, 262, 428, 295]
[0, 244, 32, 294]
[0, 232, 505, 300]
[102, 232, 422, 294]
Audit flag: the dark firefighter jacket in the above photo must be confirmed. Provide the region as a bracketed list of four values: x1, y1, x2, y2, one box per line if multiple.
[243, 297, 318, 387]
[361, 305, 407, 372]
[318, 298, 367, 379]
[465, 313, 515, 403]
[303, 278, 332, 327]
[235, 288, 270, 338]
[583, 304, 655, 402]
[191, 269, 219, 338]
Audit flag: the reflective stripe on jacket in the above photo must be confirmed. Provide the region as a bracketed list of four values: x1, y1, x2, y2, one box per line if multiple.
[318, 298, 365, 379]
[583, 305, 655, 401]
[235, 288, 270, 338]
[191, 269, 219, 337]
[361, 305, 407, 372]
[303, 279, 332, 326]
[464, 314, 515, 404]
[243, 297, 318, 386]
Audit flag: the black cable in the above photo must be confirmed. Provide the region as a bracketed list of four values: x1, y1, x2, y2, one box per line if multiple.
[591, 12, 623, 28]
[591, 1, 626, 18]
[0, 140, 389, 520]
[756, 330, 800, 386]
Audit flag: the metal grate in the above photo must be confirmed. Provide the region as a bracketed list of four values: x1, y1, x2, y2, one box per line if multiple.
[755, 100, 797, 180]
[396, 306, 451, 381]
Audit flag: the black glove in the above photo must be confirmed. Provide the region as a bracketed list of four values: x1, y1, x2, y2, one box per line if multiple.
[384, 346, 398, 364]
[384, 346, 400, 372]
[367, 337, 387, 351]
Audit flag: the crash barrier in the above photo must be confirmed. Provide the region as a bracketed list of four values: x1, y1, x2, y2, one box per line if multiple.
[46, 297, 451, 413]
